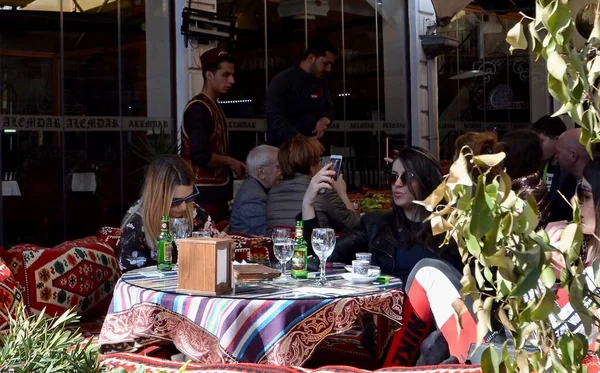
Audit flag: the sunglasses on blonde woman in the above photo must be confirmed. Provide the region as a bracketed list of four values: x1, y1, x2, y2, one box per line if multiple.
[171, 185, 200, 207]
[386, 172, 415, 187]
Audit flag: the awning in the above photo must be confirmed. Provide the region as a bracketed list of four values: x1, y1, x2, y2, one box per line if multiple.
[430, 0, 473, 25]
[431, 0, 535, 25]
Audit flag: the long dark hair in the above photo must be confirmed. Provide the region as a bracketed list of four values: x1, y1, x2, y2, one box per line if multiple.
[583, 159, 600, 263]
[385, 147, 443, 252]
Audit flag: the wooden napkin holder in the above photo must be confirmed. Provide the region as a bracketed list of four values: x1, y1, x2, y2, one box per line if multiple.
[177, 237, 234, 295]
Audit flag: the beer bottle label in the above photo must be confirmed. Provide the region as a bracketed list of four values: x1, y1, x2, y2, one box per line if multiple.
[291, 250, 304, 271]
[160, 241, 172, 262]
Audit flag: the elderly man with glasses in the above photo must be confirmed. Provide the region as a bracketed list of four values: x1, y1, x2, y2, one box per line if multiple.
[230, 145, 282, 236]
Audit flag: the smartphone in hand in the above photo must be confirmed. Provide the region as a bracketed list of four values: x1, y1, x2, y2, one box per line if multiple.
[330, 155, 343, 180]
[319, 155, 343, 194]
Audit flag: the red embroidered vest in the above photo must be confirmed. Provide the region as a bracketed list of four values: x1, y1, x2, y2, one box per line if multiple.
[182, 93, 230, 187]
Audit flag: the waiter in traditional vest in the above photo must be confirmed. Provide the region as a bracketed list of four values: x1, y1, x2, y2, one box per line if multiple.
[182, 48, 247, 221]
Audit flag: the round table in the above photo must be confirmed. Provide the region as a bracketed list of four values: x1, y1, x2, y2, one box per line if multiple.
[99, 266, 404, 366]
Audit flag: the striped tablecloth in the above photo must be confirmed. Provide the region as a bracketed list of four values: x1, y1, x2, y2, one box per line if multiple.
[99, 267, 404, 366]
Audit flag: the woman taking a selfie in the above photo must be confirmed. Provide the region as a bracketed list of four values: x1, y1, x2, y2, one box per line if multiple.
[266, 135, 359, 233]
[119, 155, 219, 271]
[302, 147, 460, 283]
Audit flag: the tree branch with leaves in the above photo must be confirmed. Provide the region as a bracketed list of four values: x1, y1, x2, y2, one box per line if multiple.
[419, 149, 598, 372]
[506, 0, 600, 154]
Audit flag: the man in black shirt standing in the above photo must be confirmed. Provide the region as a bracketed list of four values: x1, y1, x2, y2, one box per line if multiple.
[266, 38, 337, 148]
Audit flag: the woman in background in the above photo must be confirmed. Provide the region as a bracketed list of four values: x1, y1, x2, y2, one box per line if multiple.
[266, 135, 359, 233]
[119, 155, 218, 271]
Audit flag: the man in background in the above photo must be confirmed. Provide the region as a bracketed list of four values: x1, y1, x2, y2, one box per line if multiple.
[550, 128, 590, 222]
[531, 115, 567, 190]
[230, 145, 281, 236]
[182, 48, 247, 221]
[266, 38, 337, 148]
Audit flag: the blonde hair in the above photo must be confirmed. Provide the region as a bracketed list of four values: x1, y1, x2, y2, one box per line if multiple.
[128, 156, 196, 251]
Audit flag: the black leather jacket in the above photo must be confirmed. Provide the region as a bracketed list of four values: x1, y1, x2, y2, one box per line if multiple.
[304, 212, 462, 283]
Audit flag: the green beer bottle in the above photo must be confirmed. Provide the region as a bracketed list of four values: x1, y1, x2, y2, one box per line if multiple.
[291, 221, 308, 279]
[157, 216, 173, 271]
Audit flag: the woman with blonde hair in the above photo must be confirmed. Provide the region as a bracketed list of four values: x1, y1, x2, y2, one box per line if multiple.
[119, 155, 218, 271]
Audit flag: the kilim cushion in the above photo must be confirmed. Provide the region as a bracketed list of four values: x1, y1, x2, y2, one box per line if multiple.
[100, 353, 389, 373]
[99, 353, 311, 373]
[0, 256, 23, 329]
[229, 233, 273, 263]
[96, 226, 123, 253]
[372, 366, 481, 373]
[0, 238, 119, 318]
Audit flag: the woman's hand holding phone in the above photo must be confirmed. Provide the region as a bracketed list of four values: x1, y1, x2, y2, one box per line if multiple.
[332, 173, 347, 195]
[302, 163, 336, 222]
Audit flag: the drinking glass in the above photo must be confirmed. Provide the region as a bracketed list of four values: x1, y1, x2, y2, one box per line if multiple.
[192, 230, 211, 238]
[311, 228, 336, 286]
[272, 228, 292, 280]
[170, 218, 191, 240]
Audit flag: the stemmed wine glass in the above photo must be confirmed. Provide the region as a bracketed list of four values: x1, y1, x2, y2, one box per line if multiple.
[272, 228, 293, 281]
[311, 228, 336, 286]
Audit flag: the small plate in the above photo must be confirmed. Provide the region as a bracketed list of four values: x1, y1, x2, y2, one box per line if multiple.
[342, 272, 378, 284]
[344, 265, 381, 277]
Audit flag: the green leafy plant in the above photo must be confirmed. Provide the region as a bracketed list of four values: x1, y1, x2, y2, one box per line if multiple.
[0, 303, 190, 372]
[131, 125, 181, 166]
[506, 0, 600, 152]
[0, 303, 101, 372]
[418, 149, 598, 372]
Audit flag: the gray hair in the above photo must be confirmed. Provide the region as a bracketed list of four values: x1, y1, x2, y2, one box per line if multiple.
[246, 145, 279, 178]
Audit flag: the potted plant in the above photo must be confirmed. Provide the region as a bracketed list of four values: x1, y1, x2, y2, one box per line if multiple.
[0, 304, 188, 372]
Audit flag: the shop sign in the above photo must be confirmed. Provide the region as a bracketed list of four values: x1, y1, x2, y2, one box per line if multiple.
[227, 118, 267, 132]
[65, 117, 120, 131]
[381, 122, 405, 134]
[123, 118, 171, 132]
[0, 115, 172, 132]
[2, 115, 62, 131]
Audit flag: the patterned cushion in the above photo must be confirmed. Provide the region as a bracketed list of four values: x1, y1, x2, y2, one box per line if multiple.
[100, 353, 379, 373]
[229, 234, 273, 263]
[0, 239, 120, 318]
[96, 227, 123, 253]
[0, 256, 24, 329]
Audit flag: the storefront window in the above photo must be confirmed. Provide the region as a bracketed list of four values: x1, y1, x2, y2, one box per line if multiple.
[0, 0, 174, 246]
[1, 0, 408, 246]
[221, 0, 410, 189]
[437, 9, 539, 160]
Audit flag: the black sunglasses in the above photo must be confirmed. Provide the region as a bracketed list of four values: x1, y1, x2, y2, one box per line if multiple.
[386, 171, 415, 187]
[171, 185, 200, 207]
[576, 181, 592, 203]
